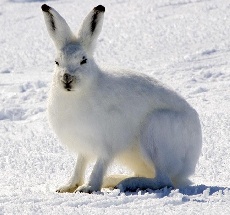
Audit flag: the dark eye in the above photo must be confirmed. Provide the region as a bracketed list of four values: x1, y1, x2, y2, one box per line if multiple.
[80, 57, 87, 65]
[55, 61, 59, 66]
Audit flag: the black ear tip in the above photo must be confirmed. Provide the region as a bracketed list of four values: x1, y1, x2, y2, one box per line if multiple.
[94, 5, 105, 12]
[41, 4, 51, 12]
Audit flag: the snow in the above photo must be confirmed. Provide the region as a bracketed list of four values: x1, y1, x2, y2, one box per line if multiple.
[0, 0, 230, 214]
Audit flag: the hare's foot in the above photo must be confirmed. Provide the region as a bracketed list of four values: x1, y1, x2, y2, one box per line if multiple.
[56, 155, 87, 193]
[75, 158, 110, 193]
[116, 177, 173, 192]
[56, 183, 79, 193]
[75, 184, 99, 194]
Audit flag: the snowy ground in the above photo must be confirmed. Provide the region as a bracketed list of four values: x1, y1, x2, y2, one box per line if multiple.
[1, 0, 230, 214]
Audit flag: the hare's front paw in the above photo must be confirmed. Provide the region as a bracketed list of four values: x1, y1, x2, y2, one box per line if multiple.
[56, 184, 79, 193]
[75, 184, 99, 194]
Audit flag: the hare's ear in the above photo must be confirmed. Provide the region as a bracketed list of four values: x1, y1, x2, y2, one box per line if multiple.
[41, 4, 74, 49]
[77, 5, 105, 56]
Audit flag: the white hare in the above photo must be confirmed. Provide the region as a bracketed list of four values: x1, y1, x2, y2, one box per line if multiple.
[41, 4, 202, 193]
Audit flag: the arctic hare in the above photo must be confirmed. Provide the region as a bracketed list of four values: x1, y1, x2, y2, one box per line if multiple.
[41, 4, 202, 193]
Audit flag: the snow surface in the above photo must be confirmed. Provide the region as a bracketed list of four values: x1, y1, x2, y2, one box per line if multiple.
[0, 0, 230, 214]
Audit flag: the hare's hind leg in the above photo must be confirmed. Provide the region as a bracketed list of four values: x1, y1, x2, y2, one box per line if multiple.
[139, 109, 201, 189]
[56, 155, 87, 193]
[115, 138, 173, 192]
[117, 110, 198, 192]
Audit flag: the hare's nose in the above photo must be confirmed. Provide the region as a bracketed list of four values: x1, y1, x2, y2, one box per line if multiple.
[63, 73, 73, 84]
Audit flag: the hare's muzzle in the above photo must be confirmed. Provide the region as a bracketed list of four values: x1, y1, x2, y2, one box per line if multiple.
[63, 73, 73, 84]
[61, 73, 75, 91]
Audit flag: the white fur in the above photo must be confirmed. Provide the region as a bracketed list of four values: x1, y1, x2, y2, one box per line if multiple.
[42, 4, 202, 193]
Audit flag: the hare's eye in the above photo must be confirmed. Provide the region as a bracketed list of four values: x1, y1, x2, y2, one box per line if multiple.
[80, 57, 87, 65]
[55, 61, 59, 66]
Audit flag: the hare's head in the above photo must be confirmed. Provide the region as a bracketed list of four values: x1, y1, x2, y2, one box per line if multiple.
[41, 4, 105, 92]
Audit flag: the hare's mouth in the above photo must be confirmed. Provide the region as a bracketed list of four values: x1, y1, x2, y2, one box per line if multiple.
[61, 81, 73, 91]
[64, 83, 72, 91]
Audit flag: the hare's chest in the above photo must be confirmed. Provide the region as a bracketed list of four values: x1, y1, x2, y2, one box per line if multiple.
[48, 97, 98, 134]
[47, 93, 137, 155]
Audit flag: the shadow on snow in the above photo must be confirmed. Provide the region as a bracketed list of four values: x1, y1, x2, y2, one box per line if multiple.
[121, 184, 229, 200]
